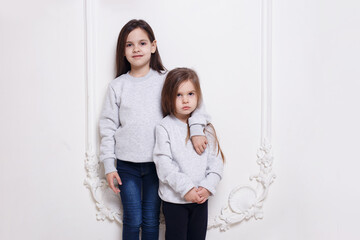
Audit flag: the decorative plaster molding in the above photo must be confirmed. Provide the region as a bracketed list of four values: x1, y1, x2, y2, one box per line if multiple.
[208, 139, 275, 230]
[83, 0, 275, 231]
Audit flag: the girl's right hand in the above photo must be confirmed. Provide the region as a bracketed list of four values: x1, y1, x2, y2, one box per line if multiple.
[196, 187, 210, 204]
[184, 187, 203, 203]
[191, 135, 208, 155]
[106, 171, 122, 194]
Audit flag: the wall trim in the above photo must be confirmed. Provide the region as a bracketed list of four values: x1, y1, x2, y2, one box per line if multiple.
[84, 0, 275, 231]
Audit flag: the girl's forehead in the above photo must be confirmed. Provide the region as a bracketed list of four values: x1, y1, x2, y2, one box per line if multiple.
[178, 80, 195, 91]
[127, 28, 150, 41]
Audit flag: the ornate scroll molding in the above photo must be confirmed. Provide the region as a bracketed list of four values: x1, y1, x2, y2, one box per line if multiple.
[84, 0, 275, 230]
[208, 140, 275, 230]
[83, 0, 123, 224]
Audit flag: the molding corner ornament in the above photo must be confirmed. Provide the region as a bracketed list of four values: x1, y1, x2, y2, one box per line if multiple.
[83, 0, 275, 231]
[208, 139, 276, 231]
[84, 147, 123, 223]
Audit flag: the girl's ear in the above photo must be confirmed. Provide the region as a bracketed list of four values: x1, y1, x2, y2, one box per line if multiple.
[151, 40, 157, 54]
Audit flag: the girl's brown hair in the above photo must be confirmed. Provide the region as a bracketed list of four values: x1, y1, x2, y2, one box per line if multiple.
[115, 19, 166, 77]
[161, 68, 202, 117]
[161, 68, 225, 162]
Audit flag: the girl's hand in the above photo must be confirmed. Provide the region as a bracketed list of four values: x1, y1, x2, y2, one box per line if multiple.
[184, 187, 204, 203]
[106, 171, 122, 194]
[191, 135, 208, 155]
[196, 187, 211, 204]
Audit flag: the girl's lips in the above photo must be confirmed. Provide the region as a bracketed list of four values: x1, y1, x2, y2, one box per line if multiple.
[133, 55, 143, 58]
[182, 106, 190, 110]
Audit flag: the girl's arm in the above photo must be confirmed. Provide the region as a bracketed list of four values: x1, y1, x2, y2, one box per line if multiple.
[188, 101, 210, 137]
[189, 102, 211, 154]
[153, 125, 195, 198]
[99, 84, 120, 175]
[198, 129, 224, 195]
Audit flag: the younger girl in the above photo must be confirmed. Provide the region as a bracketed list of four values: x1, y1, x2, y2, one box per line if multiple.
[99, 20, 209, 240]
[153, 68, 225, 240]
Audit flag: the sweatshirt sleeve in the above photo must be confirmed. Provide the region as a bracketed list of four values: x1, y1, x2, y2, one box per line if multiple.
[153, 125, 195, 197]
[199, 128, 224, 195]
[99, 84, 120, 174]
[188, 101, 211, 137]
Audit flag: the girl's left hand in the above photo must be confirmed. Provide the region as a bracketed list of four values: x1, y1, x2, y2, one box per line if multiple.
[191, 136, 208, 155]
[196, 187, 210, 204]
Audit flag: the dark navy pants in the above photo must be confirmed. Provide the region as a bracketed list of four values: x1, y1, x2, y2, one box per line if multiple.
[117, 159, 161, 240]
[162, 200, 208, 240]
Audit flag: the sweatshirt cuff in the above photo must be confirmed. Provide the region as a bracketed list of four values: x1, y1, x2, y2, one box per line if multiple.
[180, 182, 196, 198]
[199, 174, 221, 196]
[103, 158, 117, 175]
[190, 124, 205, 137]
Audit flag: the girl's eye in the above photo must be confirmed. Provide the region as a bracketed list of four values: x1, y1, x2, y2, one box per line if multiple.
[177, 94, 182, 97]
[141, 42, 147, 46]
[189, 92, 195, 96]
[126, 43, 132, 47]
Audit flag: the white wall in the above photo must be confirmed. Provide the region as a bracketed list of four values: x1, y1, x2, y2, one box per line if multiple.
[1, 0, 359, 239]
[0, 0, 116, 239]
[271, 1, 360, 239]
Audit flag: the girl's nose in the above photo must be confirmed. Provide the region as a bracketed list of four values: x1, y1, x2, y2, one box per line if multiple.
[183, 96, 189, 103]
[133, 45, 139, 52]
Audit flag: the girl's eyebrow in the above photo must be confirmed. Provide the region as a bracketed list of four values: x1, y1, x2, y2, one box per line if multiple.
[177, 89, 196, 94]
[126, 39, 149, 43]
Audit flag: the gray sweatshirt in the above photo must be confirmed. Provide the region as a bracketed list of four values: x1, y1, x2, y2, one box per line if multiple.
[99, 69, 209, 174]
[153, 115, 224, 204]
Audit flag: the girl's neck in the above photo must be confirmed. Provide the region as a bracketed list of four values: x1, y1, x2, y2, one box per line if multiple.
[129, 65, 151, 78]
[174, 113, 190, 124]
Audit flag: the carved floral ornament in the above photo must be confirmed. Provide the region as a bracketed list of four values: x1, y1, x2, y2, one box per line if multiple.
[84, 0, 275, 231]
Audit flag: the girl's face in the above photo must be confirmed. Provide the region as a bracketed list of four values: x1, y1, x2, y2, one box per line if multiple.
[124, 28, 156, 72]
[174, 80, 198, 123]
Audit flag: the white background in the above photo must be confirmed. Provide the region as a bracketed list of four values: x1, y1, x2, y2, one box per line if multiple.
[1, 0, 359, 239]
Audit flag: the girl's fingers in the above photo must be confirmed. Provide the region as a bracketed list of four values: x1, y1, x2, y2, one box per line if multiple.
[198, 191, 203, 197]
[197, 188, 210, 199]
[198, 196, 206, 204]
[111, 180, 119, 193]
[197, 145, 204, 154]
[116, 174, 122, 185]
[109, 181, 117, 193]
[202, 142, 207, 150]
[106, 173, 121, 193]
[195, 147, 201, 155]
[113, 185, 120, 193]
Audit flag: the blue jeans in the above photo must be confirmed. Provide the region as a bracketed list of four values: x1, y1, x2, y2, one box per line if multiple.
[117, 159, 161, 240]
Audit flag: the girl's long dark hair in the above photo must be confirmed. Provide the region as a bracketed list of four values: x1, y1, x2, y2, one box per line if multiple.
[115, 19, 166, 77]
[161, 68, 225, 162]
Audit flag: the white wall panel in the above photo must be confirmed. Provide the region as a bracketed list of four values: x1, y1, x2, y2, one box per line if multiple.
[0, 0, 106, 239]
[92, 0, 264, 238]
